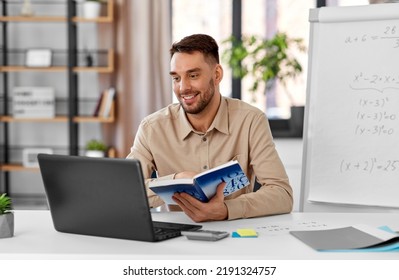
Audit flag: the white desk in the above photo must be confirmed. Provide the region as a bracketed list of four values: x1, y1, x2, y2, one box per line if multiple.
[2, 210, 399, 260]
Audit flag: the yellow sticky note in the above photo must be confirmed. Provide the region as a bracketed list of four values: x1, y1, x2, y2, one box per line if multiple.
[236, 228, 258, 237]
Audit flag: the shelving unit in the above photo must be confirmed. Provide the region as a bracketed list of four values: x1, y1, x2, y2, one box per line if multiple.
[0, 48, 114, 73]
[0, 0, 116, 194]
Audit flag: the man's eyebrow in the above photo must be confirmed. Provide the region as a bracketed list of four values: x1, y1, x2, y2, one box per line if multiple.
[187, 68, 201, 73]
[169, 68, 201, 76]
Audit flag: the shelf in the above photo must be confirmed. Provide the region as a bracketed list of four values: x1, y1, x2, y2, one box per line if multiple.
[0, 49, 114, 73]
[0, 115, 114, 123]
[0, 100, 115, 123]
[0, 66, 67, 72]
[74, 48, 114, 73]
[0, 16, 66, 22]
[73, 115, 114, 123]
[72, 16, 113, 24]
[0, 0, 114, 23]
[0, 116, 68, 122]
[74, 0, 114, 23]
[0, 16, 112, 23]
[0, 164, 39, 172]
[0, 66, 113, 73]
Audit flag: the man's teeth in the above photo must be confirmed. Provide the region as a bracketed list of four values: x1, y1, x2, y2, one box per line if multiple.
[183, 95, 195, 100]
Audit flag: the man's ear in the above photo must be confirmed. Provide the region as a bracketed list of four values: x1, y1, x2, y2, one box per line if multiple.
[215, 64, 224, 83]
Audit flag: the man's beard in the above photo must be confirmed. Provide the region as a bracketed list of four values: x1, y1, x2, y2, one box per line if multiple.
[180, 79, 215, 114]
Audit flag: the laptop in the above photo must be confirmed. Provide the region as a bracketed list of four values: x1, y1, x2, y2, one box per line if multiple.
[37, 154, 202, 242]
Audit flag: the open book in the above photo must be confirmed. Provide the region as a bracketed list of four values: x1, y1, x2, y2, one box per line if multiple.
[149, 160, 249, 204]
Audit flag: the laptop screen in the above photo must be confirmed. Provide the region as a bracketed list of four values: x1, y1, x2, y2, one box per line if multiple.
[38, 154, 165, 241]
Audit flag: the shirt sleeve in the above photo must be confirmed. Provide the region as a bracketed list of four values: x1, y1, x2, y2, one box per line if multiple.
[224, 113, 293, 220]
[126, 119, 172, 208]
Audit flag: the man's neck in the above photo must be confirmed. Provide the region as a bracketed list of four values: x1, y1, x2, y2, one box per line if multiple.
[187, 94, 221, 133]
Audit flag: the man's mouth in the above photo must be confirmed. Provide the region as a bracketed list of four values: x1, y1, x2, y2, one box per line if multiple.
[181, 92, 199, 102]
[182, 95, 196, 100]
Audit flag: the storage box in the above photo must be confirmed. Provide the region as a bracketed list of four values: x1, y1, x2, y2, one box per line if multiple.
[22, 148, 53, 168]
[13, 87, 55, 118]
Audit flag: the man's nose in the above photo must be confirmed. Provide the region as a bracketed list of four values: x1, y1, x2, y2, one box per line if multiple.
[179, 77, 191, 92]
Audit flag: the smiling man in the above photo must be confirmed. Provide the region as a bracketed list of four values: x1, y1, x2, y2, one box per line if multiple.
[127, 34, 293, 222]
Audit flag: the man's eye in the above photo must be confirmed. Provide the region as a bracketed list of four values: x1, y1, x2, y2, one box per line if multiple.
[190, 73, 198, 79]
[172, 76, 180, 82]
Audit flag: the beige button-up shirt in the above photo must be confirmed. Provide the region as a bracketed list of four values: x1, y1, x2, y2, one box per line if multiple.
[127, 97, 293, 220]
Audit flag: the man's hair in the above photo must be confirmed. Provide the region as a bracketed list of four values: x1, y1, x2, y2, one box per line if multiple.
[170, 34, 219, 65]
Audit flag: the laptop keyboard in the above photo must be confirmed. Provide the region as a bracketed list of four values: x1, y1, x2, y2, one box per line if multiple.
[153, 221, 202, 231]
[153, 227, 178, 234]
[152, 221, 202, 241]
[153, 226, 181, 241]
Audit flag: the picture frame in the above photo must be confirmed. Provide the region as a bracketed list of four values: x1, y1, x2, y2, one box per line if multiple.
[25, 49, 52, 67]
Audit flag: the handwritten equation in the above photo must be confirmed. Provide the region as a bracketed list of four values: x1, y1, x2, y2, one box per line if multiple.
[354, 124, 394, 136]
[356, 111, 396, 122]
[344, 25, 399, 48]
[358, 97, 390, 108]
[350, 72, 399, 93]
[256, 221, 328, 236]
[354, 97, 397, 136]
[340, 158, 399, 174]
[348, 74, 399, 136]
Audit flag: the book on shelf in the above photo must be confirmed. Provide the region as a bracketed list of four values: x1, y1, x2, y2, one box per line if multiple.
[93, 87, 116, 118]
[149, 160, 250, 204]
[290, 224, 399, 252]
[93, 92, 104, 117]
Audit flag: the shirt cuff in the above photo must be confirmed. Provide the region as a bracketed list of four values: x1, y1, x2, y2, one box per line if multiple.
[147, 173, 176, 208]
[224, 199, 242, 220]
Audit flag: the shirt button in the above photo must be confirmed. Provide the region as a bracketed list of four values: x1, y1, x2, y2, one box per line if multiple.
[203, 165, 208, 170]
[202, 137, 207, 142]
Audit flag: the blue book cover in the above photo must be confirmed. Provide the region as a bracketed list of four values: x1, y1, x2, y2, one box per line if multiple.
[149, 160, 249, 204]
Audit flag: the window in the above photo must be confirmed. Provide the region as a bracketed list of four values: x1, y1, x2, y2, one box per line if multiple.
[171, 0, 372, 127]
[171, 0, 232, 98]
[171, 0, 312, 120]
[241, 0, 313, 118]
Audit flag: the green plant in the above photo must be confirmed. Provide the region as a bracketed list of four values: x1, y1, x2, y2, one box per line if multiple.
[222, 32, 306, 103]
[0, 193, 12, 215]
[85, 139, 107, 152]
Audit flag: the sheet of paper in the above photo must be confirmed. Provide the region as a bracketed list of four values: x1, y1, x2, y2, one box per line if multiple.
[255, 221, 330, 236]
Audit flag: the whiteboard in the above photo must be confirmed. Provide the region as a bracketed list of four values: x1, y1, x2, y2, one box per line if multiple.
[300, 3, 399, 212]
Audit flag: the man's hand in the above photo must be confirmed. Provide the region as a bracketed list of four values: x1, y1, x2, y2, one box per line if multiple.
[172, 182, 228, 222]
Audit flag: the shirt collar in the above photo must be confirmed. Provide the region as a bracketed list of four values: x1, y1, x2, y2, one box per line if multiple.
[177, 96, 230, 141]
[210, 96, 229, 135]
[178, 107, 194, 140]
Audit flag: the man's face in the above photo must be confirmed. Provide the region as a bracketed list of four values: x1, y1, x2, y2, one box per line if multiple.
[169, 51, 218, 115]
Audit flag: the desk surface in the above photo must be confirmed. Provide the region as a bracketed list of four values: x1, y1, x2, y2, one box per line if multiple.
[2, 210, 399, 260]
